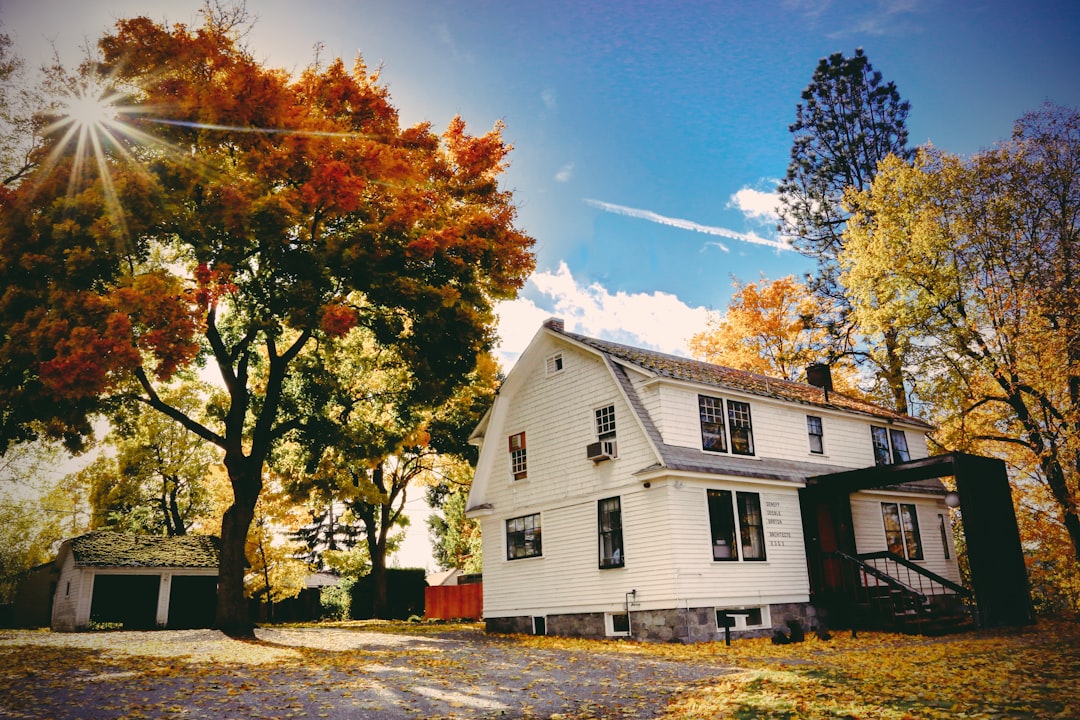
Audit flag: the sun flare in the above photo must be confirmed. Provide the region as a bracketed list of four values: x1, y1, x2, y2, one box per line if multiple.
[61, 85, 120, 132]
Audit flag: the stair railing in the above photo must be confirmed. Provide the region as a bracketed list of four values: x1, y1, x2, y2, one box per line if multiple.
[856, 551, 972, 600]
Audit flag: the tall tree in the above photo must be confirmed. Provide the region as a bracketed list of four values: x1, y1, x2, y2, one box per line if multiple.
[0, 10, 534, 635]
[84, 386, 216, 535]
[689, 275, 834, 382]
[778, 48, 914, 411]
[284, 333, 497, 617]
[840, 104, 1080, 572]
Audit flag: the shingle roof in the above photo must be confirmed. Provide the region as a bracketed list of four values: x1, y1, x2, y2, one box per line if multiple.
[555, 326, 931, 429]
[68, 531, 221, 568]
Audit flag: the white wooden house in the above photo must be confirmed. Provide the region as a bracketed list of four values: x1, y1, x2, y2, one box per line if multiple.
[466, 319, 1031, 641]
[51, 531, 220, 631]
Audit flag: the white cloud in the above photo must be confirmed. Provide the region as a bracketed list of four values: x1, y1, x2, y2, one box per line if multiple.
[584, 198, 791, 251]
[541, 88, 557, 110]
[729, 187, 781, 222]
[554, 163, 574, 182]
[494, 262, 710, 370]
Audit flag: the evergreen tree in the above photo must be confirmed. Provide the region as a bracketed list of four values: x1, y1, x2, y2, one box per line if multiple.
[778, 48, 913, 411]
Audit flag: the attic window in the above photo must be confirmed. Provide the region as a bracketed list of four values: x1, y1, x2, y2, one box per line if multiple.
[546, 352, 564, 376]
[509, 432, 527, 481]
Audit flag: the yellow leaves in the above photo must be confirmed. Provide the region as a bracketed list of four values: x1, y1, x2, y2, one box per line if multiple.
[2, 622, 1078, 719]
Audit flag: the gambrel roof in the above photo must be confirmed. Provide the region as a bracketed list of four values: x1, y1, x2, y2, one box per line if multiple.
[64, 531, 221, 569]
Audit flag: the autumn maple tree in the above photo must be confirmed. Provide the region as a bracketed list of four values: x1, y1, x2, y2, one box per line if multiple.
[0, 9, 534, 634]
[841, 105, 1080, 586]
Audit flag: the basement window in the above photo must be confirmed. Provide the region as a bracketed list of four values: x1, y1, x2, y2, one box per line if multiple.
[607, 612, 631, 636]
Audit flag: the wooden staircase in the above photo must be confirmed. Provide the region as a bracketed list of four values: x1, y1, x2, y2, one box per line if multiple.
[824, 551, 975, 635]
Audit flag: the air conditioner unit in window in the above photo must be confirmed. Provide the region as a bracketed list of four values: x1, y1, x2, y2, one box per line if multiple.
[586, 440, 617, 462]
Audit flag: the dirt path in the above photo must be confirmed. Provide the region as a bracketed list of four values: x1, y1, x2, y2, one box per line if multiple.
[0, 626, 736, 719]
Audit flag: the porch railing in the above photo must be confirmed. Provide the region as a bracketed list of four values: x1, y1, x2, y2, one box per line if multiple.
[856, 551, 972, 599]
[826, 550, 972, 634]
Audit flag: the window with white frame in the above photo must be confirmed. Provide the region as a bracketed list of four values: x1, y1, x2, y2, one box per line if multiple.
[807, 415, 824, 454]
[509, 432, 527, 481]
[699, 395, 755, 456]
[716, 606, 766, 630]
[871, 426, 911, 465]
[506, 513, 542, 559]
[606, 612, 631, 636]
[699, 395, 727, 452]
[707, 489, 766, 561]
[881, 502, 923, 560]
[595, 404, 616, 439]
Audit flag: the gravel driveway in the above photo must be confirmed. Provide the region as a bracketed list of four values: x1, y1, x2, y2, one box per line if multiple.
[0, 626, 736, 719]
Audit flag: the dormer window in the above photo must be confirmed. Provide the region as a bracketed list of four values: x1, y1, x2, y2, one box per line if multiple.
[699, 395, 755, 456]
[872, 426, 910, 466]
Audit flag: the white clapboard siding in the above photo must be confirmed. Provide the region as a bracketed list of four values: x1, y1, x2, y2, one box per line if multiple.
[645, 380, 929, 469]
[474, 327, 939, 623]
[851, 491, 961, 584]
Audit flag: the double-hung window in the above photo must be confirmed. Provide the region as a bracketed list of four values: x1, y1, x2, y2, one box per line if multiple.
[506, 513, 542, 559]
[598, 497, 624, 569]
[871, 426, 911, 465]
[699, 395, 755, 456]
[707, 489, 766, 561]
[509, 432, 527, 480]
[591, 404, 618, 459]
[806, 415, 824, 454]
[881, 502, 923, 560]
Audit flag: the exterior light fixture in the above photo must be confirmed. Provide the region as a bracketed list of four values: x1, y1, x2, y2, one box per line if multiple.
[945, 491, 961, 508]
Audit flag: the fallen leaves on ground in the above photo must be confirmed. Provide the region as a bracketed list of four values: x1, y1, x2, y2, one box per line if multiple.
[1, 620, 1077, 719]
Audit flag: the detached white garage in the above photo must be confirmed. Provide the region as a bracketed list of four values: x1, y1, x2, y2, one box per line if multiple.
[51, 531, 220, 632]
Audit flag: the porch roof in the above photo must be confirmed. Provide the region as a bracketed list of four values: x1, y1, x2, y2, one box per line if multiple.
[805, 451, 997, 495]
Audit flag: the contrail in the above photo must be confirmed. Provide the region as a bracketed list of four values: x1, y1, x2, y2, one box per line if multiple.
[584, 198, 792, 251]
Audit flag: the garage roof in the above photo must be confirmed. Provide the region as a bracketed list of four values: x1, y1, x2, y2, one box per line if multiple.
[67, 531, 221, 568]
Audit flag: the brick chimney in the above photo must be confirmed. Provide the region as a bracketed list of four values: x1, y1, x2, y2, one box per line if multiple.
[543, 317, 565, 332]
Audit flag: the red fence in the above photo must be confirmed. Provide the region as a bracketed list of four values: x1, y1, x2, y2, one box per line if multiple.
[425, 583, 483, 620]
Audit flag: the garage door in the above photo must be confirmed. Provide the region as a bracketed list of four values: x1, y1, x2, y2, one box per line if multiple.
[167, 576, 218, 629]
[90, 575, 160, 630]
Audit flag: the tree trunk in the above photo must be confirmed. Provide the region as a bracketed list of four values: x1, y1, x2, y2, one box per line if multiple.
[882, 328, 909, 415]
[370, 539, 389, 619]
[168, 481, 186, 536]
[216, 463, 261, 637]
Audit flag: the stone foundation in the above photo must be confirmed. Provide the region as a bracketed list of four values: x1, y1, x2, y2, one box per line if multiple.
[486, 602, 820, 643]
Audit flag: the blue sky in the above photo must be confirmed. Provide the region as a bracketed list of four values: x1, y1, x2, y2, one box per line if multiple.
[5, 0, 1079, 569]
[5, 0, 1080, 364]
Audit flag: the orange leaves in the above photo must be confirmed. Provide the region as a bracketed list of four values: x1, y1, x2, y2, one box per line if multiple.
[193, 261, 235, 308]
[38, 312, 141, 399]
[319, 303, 359, 338]
[299, 158, 366, 215]
[36, 271, 205, 399]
